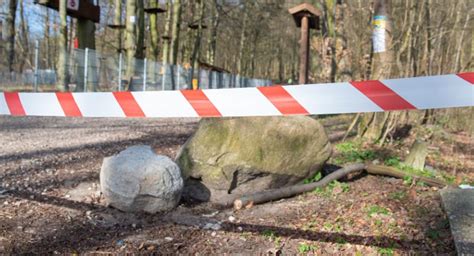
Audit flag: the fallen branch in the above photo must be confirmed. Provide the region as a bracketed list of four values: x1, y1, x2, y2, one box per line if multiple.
[365, 164, 446, 187]
[233, 163, 447, 210]
[234, 163, 366, 210]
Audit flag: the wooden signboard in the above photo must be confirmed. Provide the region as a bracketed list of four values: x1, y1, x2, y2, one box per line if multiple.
[34, 0, 100, 23]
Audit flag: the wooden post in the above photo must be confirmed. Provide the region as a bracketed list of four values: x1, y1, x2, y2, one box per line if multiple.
[299, 15, 310, 84]
[288, 3, 321, 85]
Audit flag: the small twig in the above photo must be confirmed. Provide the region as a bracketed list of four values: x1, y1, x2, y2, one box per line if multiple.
[343, 113, 361, 141]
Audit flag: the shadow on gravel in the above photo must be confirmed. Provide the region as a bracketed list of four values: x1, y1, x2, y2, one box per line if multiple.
[8, 188, 426, 254]
[8, 190, 105, 212]
[223, 222, 425, 251]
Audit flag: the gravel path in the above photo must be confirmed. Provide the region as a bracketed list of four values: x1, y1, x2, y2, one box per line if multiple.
[0, 116, 198, 192]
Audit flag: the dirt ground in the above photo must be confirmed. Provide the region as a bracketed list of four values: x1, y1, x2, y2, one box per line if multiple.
[0, 115, 469, 255]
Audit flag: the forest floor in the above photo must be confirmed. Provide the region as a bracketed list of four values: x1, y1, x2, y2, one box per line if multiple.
[0, 115, 472, 255]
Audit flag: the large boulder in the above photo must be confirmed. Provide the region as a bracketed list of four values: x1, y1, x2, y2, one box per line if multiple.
[176, 116, 332, 204]
[100, 145, 183, 213]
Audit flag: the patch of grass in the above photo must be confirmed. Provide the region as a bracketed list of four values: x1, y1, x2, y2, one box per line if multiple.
[298, 243, 317, 253]
[416, 181, 426, 187]
[377, 247, 394, 256]
[312, 180, 350, 196]
[388, 191, 407, 200]
[426, 228, 441, 240]
[384, 156, 401, 167]
[334, 141, 377, 164]
[274, 236, 282, 247]
[367, 205, 390, 217]
[335, 237, 347, 244]
[261, 230, 276, 241]
[323, 222, 333, 231]
[304, 172, 322, 184]
[442, 173, 456, 184]
[403, 175, 413, 185]
[302, 221, 317, 231]
[374, 219, 383, 227]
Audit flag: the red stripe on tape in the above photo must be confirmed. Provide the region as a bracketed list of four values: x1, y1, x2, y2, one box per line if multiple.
[113, 92, 145, 117]
[56, 92, 82, 117]
[4, 92, 26, 116]
[350, 80, 416, 111]
[457, 72, 474, 84]
[258, 86, 309, 115]
[181, 90, 221, 117]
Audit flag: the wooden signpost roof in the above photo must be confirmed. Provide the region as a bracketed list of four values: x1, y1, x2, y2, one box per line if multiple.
[144, 7, 167, 14]
[288, 3, 322, 29]
[34, 0, 100, 23]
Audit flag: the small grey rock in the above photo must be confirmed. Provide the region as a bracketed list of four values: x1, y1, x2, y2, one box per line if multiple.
[100, 145, 183, 213]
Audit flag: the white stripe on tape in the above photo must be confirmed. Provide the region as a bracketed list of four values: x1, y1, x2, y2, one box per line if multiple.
[132, 91, 198, 118]
[0, 93, 9, 115]
[285, 82, 383, 114]
[73, 93, 125, 118]
[383, 74, 474, 110]
[204, 88, 281, 117]
[19, 93, 64, 117]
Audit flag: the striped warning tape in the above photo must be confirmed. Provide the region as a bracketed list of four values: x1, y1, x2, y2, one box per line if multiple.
[0, 73, 472, 118]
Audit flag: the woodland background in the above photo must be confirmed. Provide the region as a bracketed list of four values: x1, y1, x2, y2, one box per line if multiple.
[0, 0, 471, 83]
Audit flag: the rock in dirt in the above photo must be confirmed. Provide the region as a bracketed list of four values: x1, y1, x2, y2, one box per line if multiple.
[100, 145, 183, 213]
[176, 116, 331, 204]
[440, 187, 474, 255]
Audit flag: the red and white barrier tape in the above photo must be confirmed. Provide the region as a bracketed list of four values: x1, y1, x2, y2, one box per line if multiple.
[0, 73, 472, 118]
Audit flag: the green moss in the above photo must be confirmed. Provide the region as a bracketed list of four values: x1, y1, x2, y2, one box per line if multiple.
[257, 147, 264, 162]
[176, 148, 194, 178]
[179, 117, 331, 184]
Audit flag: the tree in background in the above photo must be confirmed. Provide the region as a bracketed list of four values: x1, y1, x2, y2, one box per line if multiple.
[169, 0, 182, 68]
[56, 0, 68, 91]
[76, 0, 97, 92]
[356, 0, 396, 143]
[6, 0, 18, 73]
[124, 0, 136, 84]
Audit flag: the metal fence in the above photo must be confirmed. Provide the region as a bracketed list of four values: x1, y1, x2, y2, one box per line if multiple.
[0, 41, 273, 92]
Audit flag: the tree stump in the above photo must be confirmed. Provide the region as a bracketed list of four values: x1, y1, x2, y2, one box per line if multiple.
[404, 139, 428, 170]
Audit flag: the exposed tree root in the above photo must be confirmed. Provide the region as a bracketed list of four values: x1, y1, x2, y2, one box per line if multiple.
[233, 163, 447, 210]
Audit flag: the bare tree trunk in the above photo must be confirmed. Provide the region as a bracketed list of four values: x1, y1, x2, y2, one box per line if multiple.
[136, 0, 145, 60]
[18, 0, 31, 72]
[113, 0, 122, 52]
[6, 0, 18, 73]
[237, 1, 248, 75]
[404, 139, 428, 170]
[160, 0, 172, 64]
[124, 0, 137, 86]
[249, 29, 260, 78]
[324, 0, 337, 82]
[75, 0, 97, 92]
[454, 10, 470, 72]
[44, 9, 52, 69]
[56, 0, 68, 91]
[169, 0, 182, 67]
[169, 0, 182, 91]
[190, 0, 204, 89]
[358, 0, 394, 143]
[206, 0, 219, 65]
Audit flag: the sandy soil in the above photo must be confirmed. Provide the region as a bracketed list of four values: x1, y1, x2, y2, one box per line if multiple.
[0, 116, 457, 255]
